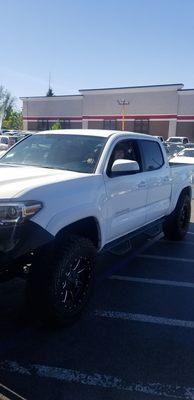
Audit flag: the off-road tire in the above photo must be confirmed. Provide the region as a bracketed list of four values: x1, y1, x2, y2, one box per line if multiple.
[163, 193, 191, 241]
[26, 235, 96, 326]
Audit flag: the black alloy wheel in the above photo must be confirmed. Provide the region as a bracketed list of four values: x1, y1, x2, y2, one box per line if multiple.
[57, 255, 93, 313]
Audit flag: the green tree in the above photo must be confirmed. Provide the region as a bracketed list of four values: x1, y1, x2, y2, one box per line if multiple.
[0, 85, 15, 120]
[3, 110, 23, 130]
[51, 121, 61, 130]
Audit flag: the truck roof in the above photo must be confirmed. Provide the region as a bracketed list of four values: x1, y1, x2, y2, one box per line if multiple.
[36, 129, 157, 140]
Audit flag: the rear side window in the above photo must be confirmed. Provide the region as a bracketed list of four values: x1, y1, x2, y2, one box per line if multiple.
[140, 140, 164, 171]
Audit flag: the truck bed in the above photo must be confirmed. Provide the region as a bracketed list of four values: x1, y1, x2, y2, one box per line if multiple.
[169, 161, 194, 198]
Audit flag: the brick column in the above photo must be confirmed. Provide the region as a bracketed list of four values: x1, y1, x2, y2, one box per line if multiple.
[168, 119, 177, 138]
[82, 119, 88, 129]
[23, 119, 28, 130]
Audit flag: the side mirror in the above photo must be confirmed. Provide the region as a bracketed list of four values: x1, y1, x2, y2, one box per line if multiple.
[111, 159, 140, 174]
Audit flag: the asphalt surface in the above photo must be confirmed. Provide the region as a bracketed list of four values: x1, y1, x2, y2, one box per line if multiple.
[1, 204, 194, 400]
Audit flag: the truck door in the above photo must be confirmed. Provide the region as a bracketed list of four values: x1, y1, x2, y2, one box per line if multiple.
[103, 139, 148, 242]
[139, 139, 171, 223]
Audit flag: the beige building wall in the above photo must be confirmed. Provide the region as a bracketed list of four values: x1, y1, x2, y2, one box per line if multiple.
[178, 90, 194, 115]
[81, 86, 180, 116]
[176, 122, 194, 141]
[21, 84, 194, 139]
[149, 121, 169, 139]
[22, 96, 82, 118]
[176, 90, 194, 141]
[88, 121, 104, 129]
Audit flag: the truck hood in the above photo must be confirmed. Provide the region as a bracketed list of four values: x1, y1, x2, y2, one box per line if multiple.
[0, 164, 89, 199]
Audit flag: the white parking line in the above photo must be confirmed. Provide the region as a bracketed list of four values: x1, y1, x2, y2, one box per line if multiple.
[0, 394, 9, 400]
[94, 310, 194, 329]
[188, 231, 194, 235]
[110, 275, 194, 289]
[1, 360, 194, 399]
[0, 384, 26, 400]
[139, 254, 194, 264]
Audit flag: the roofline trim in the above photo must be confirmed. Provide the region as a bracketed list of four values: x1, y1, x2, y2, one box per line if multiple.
[79, 83, 184, 92]
[23, 114, 194, 121]
[20, 95, 82, 100]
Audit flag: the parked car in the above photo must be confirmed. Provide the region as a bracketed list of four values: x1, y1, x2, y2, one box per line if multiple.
[0, 136, 9, 150]
[1, 134, 25, 149]
[0, 143, 8, 151]
[170, 148, 194, 189]
[170, 148, 194, 164]
[166, 136, 189, 144]
[163, 142, 185, 159]
[0, 135, 20, 149]
[8, 136, 18, 147]
[0, 135, 9, 145]
[0, 129, 192, 325]
[183, 143, 194, 149]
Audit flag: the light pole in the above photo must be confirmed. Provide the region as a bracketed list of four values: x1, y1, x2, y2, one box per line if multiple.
[117, 99, 129, 131]
[26, 97, 29, 131]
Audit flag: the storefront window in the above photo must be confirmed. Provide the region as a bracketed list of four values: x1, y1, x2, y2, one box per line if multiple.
[37, 120, 49, 131]
[103, 120, 117, 130]
[60, 119, 71, 129]
[134, 119, 149, 134]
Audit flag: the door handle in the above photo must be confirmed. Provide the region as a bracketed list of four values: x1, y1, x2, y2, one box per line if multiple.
[138, 181, 147, 188]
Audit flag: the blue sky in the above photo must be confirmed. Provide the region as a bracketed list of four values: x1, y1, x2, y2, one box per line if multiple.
[1, 0, 194, 106]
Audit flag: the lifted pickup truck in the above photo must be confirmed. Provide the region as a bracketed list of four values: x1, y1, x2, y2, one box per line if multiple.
[0, 130, 192, 325]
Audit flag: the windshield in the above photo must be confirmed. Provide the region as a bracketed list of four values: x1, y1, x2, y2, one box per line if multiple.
[0, 134, 107, 173]
[178, 149, 194, 157]
[167, 138, 183, 143]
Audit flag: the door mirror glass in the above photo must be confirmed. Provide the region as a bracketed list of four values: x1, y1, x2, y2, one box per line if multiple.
[111, 159, 140, 174]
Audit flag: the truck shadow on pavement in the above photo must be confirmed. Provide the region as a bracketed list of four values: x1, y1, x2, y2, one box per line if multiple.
[1, 224, 194, 399]
[1, 223, 194, 335]
[0, 230, 160, 331]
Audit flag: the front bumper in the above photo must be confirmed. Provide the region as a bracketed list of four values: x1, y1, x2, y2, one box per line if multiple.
[0, 221, 54, 269]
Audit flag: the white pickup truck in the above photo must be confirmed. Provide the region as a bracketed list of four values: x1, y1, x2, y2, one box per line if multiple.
[0, 129, 192, 325]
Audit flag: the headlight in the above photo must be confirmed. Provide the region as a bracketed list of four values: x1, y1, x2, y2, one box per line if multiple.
[0, 201, 42, 226]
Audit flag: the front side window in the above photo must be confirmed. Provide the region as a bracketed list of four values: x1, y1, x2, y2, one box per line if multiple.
[0, 134, 107, 173]
[107, 139, 141, 176]
[140, 140, 164, 171]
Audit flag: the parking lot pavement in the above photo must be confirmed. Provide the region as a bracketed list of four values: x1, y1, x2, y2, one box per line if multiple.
[1, 204, 194, 400]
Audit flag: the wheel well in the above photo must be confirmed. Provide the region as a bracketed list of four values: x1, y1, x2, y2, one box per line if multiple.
[55, 217, 101, 249]
[180, 186, 192, 200]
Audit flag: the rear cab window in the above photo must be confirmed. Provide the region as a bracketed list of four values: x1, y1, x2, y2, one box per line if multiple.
[139, 140, 164, 171]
